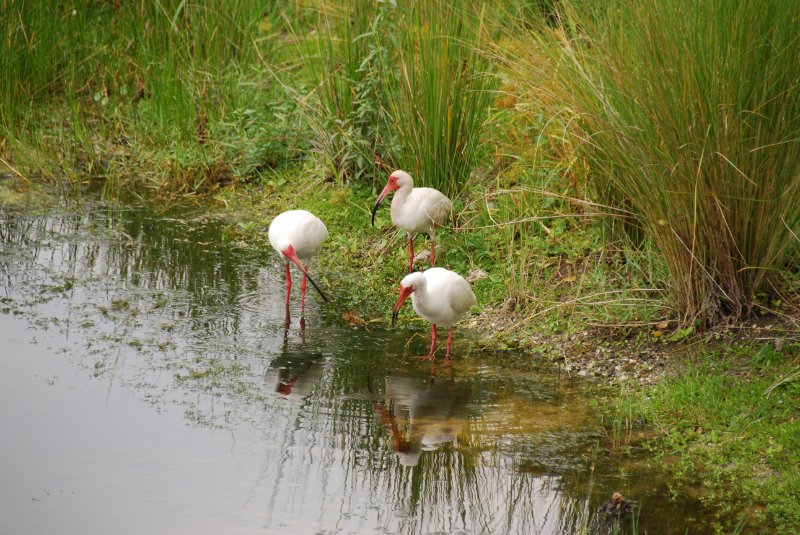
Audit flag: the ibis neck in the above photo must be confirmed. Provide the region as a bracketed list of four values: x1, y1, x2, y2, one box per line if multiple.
[392, 183, 411, 204]
[409, 284, 434, 317]
[390, 184, 412, 221]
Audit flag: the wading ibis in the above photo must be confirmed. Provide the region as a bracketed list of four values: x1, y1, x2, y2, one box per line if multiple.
[372, 170, 452, 273]
[392, 267, 476, 364]
[268, 210, 328, 316]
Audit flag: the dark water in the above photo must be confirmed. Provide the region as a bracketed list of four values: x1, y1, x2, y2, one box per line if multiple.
[0, 204, 716, 534]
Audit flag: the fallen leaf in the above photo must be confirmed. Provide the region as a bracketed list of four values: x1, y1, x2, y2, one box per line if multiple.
[342, 310, 365, 327]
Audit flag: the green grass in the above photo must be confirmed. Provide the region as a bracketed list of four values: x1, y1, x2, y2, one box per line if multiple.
[301, 0, 396, 186]
[219, 162, 672, 349]
[296, 0, 495, 197]
[604, 342, 800, 532]
[4, 1, 799, 334]
[0, 0, 668, 337]
[1, 0, 302, 197]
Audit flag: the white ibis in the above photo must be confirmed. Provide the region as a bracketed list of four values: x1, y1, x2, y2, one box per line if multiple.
[372, 170, 452, 273]
[392, 267, 476, 363]
[268, 210, 328, 314]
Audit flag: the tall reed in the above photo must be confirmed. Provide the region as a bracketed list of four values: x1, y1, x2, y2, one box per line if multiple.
[534, 0, 800, 325]
[304, 0, 494, 197]
[307, 0, 396, 186]
[104, 1, 265, 140]
[386, 2, 495, 199]
[0, 2, 89, 125]
[1, 0, 292, 195]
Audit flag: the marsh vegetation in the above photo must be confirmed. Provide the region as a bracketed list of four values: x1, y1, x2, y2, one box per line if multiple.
[2, 0, 799, 531]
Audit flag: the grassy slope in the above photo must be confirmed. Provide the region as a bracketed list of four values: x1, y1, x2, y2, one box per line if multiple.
[607, 342, 800, 532]
[209, 157, 667, 348]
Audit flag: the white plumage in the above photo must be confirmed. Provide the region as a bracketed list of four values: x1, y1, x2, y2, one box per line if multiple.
[268, 210, 328, 312]
[372, 170, 452, 273]
[392, 267, 476, 363]
[268, 209, 328, 262]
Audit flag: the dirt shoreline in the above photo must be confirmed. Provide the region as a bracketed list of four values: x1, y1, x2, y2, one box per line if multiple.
[471, 306, 797, 386]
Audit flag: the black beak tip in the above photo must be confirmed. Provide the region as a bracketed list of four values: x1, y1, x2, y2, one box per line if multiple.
[391, 312, 398, 328]
[303, 271, 329, 303]
[371, 201, 381, 227]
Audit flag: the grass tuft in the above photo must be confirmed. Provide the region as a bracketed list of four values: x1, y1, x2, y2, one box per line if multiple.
[527, 0, 800, 326]
[384, 2, 495, 199]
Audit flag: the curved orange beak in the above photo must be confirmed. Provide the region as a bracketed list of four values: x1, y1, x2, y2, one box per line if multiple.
[391, 285, 414, 327]
[371, 180, 399, 226]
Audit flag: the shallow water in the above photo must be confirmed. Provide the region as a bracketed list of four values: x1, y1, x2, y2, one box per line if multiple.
[0, 203, 716, 534]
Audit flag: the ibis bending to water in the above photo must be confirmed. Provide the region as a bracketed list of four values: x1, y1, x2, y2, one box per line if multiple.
[268, 210, 328, 317]
[392, 267, 476, 364]
[372, 170, 452, 273]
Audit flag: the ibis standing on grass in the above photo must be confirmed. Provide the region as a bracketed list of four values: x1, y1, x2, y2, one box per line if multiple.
[268, 210, 329, 319]
[392, 267, 476, 364]
[372, 170, 452, 273]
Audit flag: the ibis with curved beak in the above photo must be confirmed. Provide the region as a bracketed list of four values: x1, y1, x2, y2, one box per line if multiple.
[268, 210, 329, 314]
[392, 267, 476, 363]
[372, 170, 452, 273]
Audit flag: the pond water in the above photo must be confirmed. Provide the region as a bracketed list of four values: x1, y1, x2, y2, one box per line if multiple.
[0, 203, 716, 534]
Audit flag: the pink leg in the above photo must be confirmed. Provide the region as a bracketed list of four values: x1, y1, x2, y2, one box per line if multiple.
[408, 235, 415, 273]
[285, 263, 292, 308]
[414, 325, 437, 362]
[427, 325, 437, 359]
[283, 263, 292, 328]
[300, 264, 308, 314]
[444, 326, 454, 364]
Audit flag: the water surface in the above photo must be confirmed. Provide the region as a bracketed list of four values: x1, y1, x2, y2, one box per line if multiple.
[0, 203, 715, 534]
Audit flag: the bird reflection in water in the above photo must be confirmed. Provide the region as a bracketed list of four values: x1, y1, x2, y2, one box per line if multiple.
[371, 374, 472, 466]
[265, 320, 324, 399]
